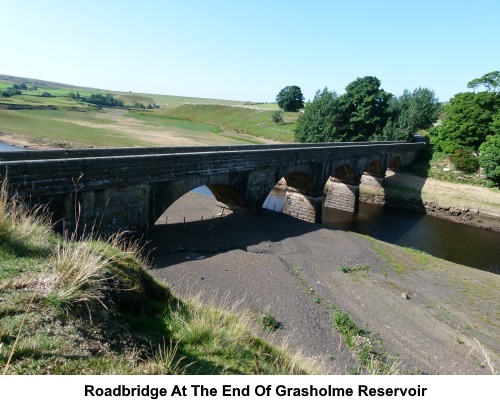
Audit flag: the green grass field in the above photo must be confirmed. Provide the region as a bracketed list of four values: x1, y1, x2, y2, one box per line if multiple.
[164, 104, 299, 142]
[0, 75, 297, 147]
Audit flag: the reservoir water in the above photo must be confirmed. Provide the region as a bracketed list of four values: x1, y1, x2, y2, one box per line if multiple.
[0, 142, 24, 151]
[322, 202, 499, 274]
[195, 186, 500, 274]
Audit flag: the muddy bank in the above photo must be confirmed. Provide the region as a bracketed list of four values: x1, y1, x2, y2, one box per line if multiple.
[360, 193, 500, 232]
[0, 132, 70, 150]
[148, 192, 499, 375]
[360, 170, 500, 232]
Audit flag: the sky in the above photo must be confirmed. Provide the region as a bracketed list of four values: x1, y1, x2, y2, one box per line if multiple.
[1, 0, 499, 103]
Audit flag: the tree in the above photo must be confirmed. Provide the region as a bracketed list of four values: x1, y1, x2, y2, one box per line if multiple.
[276, 85, 304, 112]
[1, 87, 22, 97]
[294, 88, 340, 142]
[337, 76, 393, 141]
[430, 91, 499, 153]
[479, 134, 500, 184]
[271, 110, 284, 124]
[467, 71, 500, 93]
[382, 87, 440, 141]
[478, 112, 500, 184]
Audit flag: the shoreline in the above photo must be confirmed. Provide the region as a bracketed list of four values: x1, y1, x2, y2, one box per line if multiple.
[0, 133, 66, 150]
[360, 192, 500, 232]
[361, 170, 500, 232]
[149, 193, 499, 374]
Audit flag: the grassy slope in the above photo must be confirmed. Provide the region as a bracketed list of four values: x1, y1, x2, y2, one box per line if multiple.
[164, 104, 298, 143]
[0, 109, 152, 147]
[0, 77, 273, 147]
[0, 185, 316, 375]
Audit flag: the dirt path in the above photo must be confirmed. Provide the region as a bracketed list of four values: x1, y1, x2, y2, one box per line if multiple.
[148, 193, 499, 375]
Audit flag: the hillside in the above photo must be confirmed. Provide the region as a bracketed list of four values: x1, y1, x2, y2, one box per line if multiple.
[0, 74, 288, 148]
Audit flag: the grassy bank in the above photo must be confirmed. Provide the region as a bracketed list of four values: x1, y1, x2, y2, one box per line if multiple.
[0, 180, 317, 375]
[409, 150, 498, 189]
[164, 104, 299, 143]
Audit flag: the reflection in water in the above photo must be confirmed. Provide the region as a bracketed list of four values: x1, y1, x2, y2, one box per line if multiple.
[260, 187, 499, 273]
[322, 202, 500, 274]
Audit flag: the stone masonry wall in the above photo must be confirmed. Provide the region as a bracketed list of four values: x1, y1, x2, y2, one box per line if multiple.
[282, 191, 318, 223]
[324, 181, 360, 213]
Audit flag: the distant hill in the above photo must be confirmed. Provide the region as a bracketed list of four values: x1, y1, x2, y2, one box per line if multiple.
[0, 74, 104, 91]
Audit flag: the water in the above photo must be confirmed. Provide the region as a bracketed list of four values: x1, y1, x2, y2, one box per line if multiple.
[322, 203, 500, 274]
[194, 186, 500, 273]
[0, 142, 25, 151]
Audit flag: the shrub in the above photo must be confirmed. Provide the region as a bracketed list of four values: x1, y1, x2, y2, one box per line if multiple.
[450, 149, 479, 173]
[479, 135, 500, 184]
[271, 110, 284, 124]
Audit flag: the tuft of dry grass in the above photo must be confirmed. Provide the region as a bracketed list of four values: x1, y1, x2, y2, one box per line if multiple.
[0, 176, 53, 254]
[165, 294, 323, 375]
[47, 241, 111, 310]
[472, 338, 498, 375]
[144, 339, 190, 375]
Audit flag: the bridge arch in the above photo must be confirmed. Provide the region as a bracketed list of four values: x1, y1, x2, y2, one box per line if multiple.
[389, 156, 402, 171]
[324, 163, 360, 213]
[262, 171, 322, 222]
[360, 159, 386, 191]
[150, 178, 247, 228]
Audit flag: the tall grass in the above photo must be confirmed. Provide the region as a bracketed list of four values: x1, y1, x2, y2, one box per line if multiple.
[0, 176, 53, 255]
[47, 241, 111, 310]
[165, 296, 321, 374]
[1, 176, 320, 375]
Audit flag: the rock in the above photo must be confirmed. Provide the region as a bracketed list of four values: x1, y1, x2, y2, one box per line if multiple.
[401, 292, 410, 300]
[443, 167, 450, 172]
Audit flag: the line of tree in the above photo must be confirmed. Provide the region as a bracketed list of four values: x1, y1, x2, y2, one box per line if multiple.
[0, 86, 22, 97]
[0, 83, 37, 97]
[429, 71, 500, 184]
[293, 77, 440, 143]
[69, 92, 123, 107]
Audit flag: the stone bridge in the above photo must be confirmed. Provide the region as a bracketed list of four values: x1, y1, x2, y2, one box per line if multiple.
[0, 142, 425, 235]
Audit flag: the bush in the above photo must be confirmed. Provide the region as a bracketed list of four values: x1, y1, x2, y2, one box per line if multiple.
[450, 149, 480, 173]
[271, 110, 283, 124]
[1, 87, 22, 97]
[479, 135, 500, 184]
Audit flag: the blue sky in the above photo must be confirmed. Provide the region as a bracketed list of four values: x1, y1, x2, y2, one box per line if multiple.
[1, 0, 499, 102]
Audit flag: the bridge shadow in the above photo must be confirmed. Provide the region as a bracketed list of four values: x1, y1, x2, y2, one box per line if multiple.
[381, 145, 432, 215]
[149, 208, 322, 268]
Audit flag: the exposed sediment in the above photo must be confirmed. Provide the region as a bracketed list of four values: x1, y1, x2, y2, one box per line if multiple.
[360, 170, 500, 232]
[148, 192, 500, 375]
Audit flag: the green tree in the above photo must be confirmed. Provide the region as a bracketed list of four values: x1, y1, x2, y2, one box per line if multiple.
[337, 76, 393, 141]
[478, 112, 500, 184]
[381, 87, 440, 141]
[1, 87, 22, 97]
[276, 85, 304, 112]
[467, 71, 500, 93]
[271, 110, 284, 124]
[479, 134, 500, 184]
[294, 88, 340, 142]
[430, 91, 499, 153]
